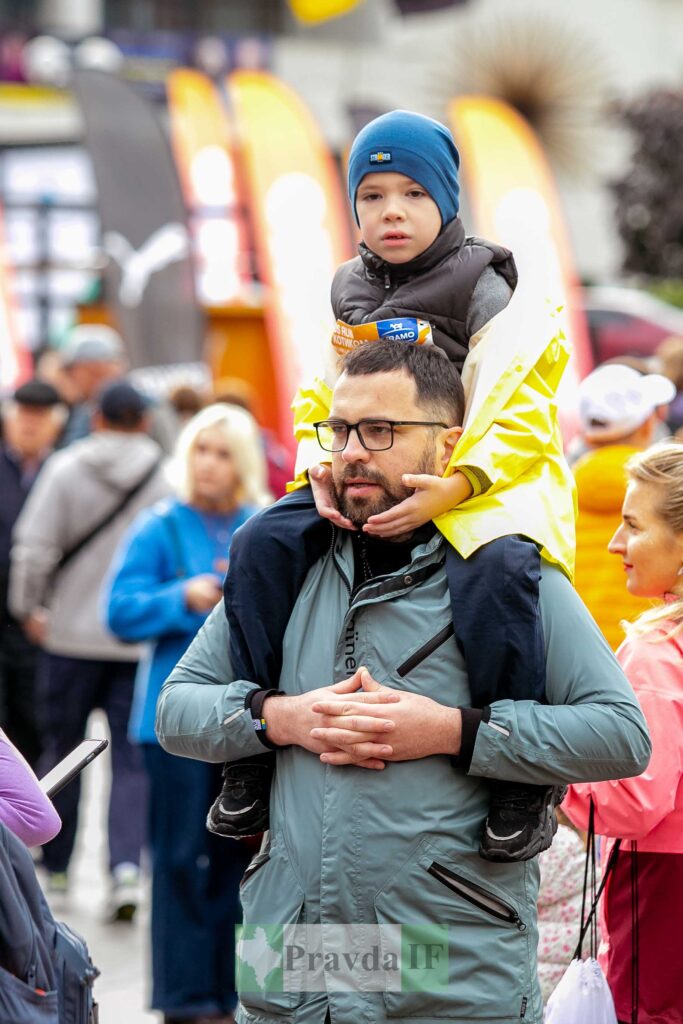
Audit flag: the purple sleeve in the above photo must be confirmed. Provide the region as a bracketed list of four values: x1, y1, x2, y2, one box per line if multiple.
[0, 733, 61, 846]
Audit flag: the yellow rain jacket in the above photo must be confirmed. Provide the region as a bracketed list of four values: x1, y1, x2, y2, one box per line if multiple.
[573, 444, 651, 649]
[290, 286, 577, 579]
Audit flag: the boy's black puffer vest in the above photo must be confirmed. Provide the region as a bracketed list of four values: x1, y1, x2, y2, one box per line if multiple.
[331, 217, 517, 373]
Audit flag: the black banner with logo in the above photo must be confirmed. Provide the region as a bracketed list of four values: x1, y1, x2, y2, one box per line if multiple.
[72, 68, 205, 370]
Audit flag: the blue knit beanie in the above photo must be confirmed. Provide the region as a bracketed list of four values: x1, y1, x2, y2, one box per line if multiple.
[347, 109, 460, 227]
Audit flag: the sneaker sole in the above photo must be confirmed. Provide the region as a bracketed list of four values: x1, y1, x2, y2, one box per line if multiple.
[479, 790, 564, 863]
[205, 808, 268, 839]
[206, 819, 265, 839]
[479, 786, 569, 860]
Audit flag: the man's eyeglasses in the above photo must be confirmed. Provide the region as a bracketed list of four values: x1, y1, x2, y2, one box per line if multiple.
[313, 418, 450, 453]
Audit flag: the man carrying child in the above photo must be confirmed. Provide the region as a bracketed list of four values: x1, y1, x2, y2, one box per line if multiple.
[157, 340, 650, 1024]
[209, 109, 577, 862]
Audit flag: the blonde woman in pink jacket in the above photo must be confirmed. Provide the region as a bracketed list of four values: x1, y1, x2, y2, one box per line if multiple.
[564, 441, 683, 1024]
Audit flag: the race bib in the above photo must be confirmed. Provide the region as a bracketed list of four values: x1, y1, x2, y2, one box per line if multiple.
[331, 317, 434, 356]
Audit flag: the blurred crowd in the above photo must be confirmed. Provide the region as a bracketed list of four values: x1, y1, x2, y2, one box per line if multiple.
[1, 319, 683, 1021]
[0, 323, 292, 1023]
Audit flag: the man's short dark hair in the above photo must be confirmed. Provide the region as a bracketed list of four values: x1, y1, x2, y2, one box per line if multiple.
[341, 341, 465, 425]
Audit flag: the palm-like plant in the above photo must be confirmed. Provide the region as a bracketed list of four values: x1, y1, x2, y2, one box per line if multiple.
[425, 7, 613, 175]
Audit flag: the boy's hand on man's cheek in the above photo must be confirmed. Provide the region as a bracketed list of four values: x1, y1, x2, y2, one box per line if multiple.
[309, 463, 356, 530]
[363, 472, 471, 537]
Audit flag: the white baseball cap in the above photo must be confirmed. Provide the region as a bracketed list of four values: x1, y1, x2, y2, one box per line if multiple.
[579, 364, 676, 443]
[61, 324, 125, 368]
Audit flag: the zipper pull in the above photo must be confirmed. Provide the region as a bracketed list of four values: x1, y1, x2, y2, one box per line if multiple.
[384, 269, 391, 290]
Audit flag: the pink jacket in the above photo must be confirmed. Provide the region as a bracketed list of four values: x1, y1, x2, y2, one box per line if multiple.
[564, 623, 683, 853]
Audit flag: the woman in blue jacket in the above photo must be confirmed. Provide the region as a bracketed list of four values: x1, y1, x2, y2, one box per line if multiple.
[106, 402, 271, 1024]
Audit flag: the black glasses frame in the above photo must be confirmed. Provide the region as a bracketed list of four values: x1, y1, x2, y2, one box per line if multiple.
[313, 418, 450, 452]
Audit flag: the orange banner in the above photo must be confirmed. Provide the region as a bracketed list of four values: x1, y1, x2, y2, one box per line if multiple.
[167, 68, 253, 306]
[227, 70, 352, 447]
[448, 96, 592, 416]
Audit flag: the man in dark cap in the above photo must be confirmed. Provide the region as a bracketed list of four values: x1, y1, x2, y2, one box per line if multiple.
[0, 379, 66, 769]
[10, 379, 168, 917]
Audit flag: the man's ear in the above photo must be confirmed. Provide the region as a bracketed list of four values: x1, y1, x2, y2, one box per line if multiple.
[439, 425, 463, 473]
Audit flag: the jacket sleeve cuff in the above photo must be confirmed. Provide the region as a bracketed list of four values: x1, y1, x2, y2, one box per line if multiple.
[452, 706, 488, 772]
[456, 465, 491, 497]
[244, 688, 287, 750]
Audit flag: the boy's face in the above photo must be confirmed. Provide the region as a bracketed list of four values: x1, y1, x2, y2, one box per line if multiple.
[355, 172, 442, 265]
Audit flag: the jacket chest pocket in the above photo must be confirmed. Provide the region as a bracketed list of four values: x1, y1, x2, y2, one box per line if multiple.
[373, 839, 532, 1020]
[238, 842, 305, 1016]
[396, 623, 455, 678]
[390, 621, 470, 704]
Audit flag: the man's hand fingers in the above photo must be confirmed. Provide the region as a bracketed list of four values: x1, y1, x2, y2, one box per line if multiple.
[310, 726, 378, 744]
[311, 728, 392, 747]
[320, 741, 393, 763]
[360, 667, 381, 692]
[312, 693, 400, 715]
[311, 715, 394, 736]
[331, 669, 365, 693]
[320, 753, 387, 770]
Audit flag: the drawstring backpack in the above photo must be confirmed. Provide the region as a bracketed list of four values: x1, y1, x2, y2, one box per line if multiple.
[544, 800, 622, 1024]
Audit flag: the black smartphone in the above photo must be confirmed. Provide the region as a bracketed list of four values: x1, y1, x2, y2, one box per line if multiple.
[39, 738, 109, 799]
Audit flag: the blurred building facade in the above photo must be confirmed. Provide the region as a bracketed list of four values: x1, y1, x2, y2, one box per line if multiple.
[2, 0, 683, 292]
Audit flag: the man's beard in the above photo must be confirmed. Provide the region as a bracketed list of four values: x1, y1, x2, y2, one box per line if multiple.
[332, 447, 436, 530]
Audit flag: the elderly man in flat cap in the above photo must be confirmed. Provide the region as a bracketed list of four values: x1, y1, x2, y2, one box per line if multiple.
[0, 379, 66, 770]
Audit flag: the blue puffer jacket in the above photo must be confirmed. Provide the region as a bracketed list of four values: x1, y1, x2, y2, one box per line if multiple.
[105, 497, 254, 743]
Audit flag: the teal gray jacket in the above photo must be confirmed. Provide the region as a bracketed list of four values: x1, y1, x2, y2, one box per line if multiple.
[156, 530, 651, 1024]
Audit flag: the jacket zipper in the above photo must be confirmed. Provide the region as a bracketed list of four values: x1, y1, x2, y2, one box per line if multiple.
[23, 902, 40, 992]
[397, 623, 455, 677]
[331, 529, 352, 599]
[427, 861, 526, 931]
[332, 527, 401, 602]
[384, 269, 391, 290]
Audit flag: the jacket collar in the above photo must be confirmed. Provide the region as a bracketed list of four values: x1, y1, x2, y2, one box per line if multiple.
[358, 217, 466, 285]
[332, 525, 446, 606]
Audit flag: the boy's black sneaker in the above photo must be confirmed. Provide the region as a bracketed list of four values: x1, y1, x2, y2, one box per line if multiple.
[479, 782, 567, 862]
[206, 755, 274, 839]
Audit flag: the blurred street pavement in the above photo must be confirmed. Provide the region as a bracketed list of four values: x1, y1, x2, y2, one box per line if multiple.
[37, 713, 156, 1024]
